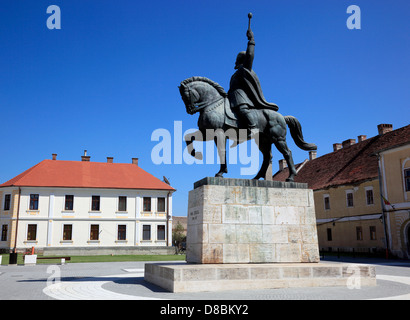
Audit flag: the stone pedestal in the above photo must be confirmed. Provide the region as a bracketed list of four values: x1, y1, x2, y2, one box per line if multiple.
[186, 177, 320, 264]
[144, 262, 376, 293]
[144, 178, 376, 292]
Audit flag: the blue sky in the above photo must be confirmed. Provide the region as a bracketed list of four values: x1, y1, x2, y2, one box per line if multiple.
[0, 0, 409, 216]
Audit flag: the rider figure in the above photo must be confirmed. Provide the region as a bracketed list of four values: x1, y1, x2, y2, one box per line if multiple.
[228, 25, 279, 136]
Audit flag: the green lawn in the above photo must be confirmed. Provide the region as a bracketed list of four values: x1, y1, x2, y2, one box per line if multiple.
[0, 253, 186, 265]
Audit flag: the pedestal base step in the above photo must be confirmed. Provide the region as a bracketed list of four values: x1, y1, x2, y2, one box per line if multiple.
[144, 262, 376, 293]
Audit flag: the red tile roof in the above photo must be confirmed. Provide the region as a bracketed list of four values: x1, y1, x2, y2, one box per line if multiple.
[0, 160, 175, 191]
[273, 124, 410, 190]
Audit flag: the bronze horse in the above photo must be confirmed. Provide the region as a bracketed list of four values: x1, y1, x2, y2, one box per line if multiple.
[179, 76, 317, 181]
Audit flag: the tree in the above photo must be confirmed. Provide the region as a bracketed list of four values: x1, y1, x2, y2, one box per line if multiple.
[172, 222, 186, 253]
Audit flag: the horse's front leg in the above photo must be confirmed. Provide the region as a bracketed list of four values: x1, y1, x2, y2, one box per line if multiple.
[214, 129, 228, 177]
[184, 130, 203, 160]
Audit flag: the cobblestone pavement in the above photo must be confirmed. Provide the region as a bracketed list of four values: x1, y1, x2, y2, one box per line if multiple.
[0, 258, 409, 300]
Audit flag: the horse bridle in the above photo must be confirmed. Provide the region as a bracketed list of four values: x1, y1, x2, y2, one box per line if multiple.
[184, 84, 224, 115]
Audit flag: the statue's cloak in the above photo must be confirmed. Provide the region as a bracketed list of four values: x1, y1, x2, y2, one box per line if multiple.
[229, 67, 278, 111]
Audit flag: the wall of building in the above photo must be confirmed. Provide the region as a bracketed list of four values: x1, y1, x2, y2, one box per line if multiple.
[0, 186, 173, 252]
[314, 179, 386, 253]
[381, 145, 410, 204]
[380, 144, 410, 259]
[0, 187, 19, 250]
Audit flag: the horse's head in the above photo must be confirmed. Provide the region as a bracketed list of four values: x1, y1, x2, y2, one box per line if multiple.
[179, 77, 227, 115]
[179, 81, 200, 115]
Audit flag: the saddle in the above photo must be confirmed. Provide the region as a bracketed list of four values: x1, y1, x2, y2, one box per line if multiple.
[224, 98, 255, 147]
[224, 97, 244, 129]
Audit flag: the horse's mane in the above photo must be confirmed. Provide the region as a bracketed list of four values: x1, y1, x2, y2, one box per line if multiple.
[180, 76, 228, 97]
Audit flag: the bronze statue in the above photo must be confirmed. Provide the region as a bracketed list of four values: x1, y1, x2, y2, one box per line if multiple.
[179, 13, 317, 181]
[228, 13, 279, 138]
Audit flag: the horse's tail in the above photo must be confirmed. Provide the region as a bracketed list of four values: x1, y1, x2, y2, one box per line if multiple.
[284, 116, 317, 151]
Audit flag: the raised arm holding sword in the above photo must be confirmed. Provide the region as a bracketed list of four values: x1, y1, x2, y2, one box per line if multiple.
[228, 13, 279, 138]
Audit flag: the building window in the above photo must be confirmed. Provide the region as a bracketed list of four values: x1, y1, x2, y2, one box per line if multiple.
[366, 189, 374, 205]
[143, 197, 151, 212]
[1, 225, 8, 241]
[327, 228, 332, 241]
[324, 195, 330, 210]
[356, 226, 363, 241]
[65, 195, 74, 211]
[4, 194, 11, 211]
[370, 226, 377, 240]
[405, 168, 410, 192]
[158, 197, 166, 212]
[29, 194, 39, 210]
[346, 192, 354, 207]
[118, 225, 126, 240]
[157, 225, 166, 240]
[91, 196, 100, 211]
[63, 224, 72, 241]
[118, 196, 127, 212]
[90, 224, 99, 240]
[143, 225, 151, 240]
[27, 224, 37, 241]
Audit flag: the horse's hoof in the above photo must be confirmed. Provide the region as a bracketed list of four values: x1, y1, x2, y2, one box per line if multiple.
[194, 152, 203, 160]
[286, 177, 294, 182]
[215, 173, 225, 178]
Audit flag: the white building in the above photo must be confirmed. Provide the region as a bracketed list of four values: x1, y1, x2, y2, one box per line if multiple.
[0, 153, 175, 255]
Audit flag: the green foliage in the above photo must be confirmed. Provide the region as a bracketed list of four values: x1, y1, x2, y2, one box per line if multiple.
[172, 221, 186, 245]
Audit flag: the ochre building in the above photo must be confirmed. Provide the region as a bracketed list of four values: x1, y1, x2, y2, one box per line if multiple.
[274, 124, 410, 259]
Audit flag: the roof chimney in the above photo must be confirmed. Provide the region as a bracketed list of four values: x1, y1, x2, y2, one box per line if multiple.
[132, 158, 139, 166]
[357, 135, 367, 142]
[278, 159, 287, 171]
[342, 139, 356, 148]
[81, 150, 90, 162]
[309, 150, 317, 161]
[333, 143, 342, 152]
[378, 124, 393, 135]
[107, 157, 113, 163]
[52, 153, 57, 160]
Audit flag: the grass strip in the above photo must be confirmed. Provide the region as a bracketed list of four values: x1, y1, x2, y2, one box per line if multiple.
[0, 253, 186, 265]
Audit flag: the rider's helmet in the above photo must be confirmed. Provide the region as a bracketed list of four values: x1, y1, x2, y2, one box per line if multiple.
[234, 51, 246, 69]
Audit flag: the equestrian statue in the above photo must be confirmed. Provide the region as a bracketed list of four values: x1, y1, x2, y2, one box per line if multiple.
[179, 13, 317, 182]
